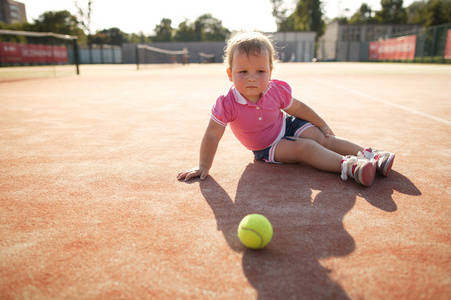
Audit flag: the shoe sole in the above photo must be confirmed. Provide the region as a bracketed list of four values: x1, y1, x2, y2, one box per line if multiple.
[356, 161, 376, 186]
[379, 153, 395, 177]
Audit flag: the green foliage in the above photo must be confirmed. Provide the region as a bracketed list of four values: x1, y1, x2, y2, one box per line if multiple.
[91, 27, 129, 45]
[193, 14, 230, 41]
[128, 32, 151, 44]
[278, 0, 325, 38]
[349, 4, 376, 24]
[153, 14, 230, 42]
[32, 10, 80, 35]
[328, 0, 451, 27]
[152, 18, 174, 42]
[278, 14, 297, 31]
[374, 0, 408, 24]
[410, 0, 451, 26]
[174, 19, 196, 42]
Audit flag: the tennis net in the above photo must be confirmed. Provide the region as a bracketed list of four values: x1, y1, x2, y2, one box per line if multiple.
[199, 52, 215, 63]
[0, 29, 79, 81]
[136, 44, 189, 69]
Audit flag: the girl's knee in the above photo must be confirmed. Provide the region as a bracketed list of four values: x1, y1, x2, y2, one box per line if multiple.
[316, 134, 328, 147]
[294, 138, 318, 155]
[300, 126, 328, 147]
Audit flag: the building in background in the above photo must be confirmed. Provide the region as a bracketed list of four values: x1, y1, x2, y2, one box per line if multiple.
[0, 0, 26, 25]
[274, 31, 316, 62]
[317, 20, 420, 62]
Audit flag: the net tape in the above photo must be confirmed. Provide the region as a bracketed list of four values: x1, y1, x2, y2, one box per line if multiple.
[199, 52, 215, 58]
[137, 44, 188, 55]
[0, 29, 77, 40]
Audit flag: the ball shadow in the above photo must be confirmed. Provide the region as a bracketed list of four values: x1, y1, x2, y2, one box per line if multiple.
[198, 161, 420, 299]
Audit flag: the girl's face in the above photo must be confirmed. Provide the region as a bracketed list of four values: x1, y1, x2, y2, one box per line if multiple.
[227, 49, 272, 103]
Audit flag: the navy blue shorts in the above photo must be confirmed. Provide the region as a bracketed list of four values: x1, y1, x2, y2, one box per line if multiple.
[252, 116, 313, 163]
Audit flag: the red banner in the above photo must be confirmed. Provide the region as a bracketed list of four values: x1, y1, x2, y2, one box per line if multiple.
[444, 29, 451, 59]
[0, 42, 68, 64]
[369, 35, 416, 60]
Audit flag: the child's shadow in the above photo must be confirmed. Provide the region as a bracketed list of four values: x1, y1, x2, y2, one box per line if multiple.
[199, 161, 420, 299]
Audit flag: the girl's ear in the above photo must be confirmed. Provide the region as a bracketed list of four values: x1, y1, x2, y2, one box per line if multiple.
[226, 68, 233, 82]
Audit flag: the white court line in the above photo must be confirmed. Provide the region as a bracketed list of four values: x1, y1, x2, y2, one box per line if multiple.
[309, 77, 451, 126]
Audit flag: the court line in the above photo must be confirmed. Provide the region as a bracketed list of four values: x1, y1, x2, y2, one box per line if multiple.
[309, 77, 451, 126]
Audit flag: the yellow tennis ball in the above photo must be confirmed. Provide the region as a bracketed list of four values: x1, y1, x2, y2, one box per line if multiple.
[238, 214, 273, 249]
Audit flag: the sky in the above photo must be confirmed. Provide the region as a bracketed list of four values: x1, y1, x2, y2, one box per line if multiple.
[20, 0, 417, 35]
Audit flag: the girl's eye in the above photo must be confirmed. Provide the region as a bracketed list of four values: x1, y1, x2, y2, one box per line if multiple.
[258, 70, 265, 73]
[239, 70, 247, 74]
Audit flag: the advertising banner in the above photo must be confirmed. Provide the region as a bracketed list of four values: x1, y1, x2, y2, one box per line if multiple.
[0, 42, 68, 64]
[444, 29, 451, 59]
[369, 35, 416, 60]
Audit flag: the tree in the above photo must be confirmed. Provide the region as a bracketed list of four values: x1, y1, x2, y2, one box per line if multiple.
[278, 13, 297, 31]
[292, 0, 325, 38]
[32, 10, 80, 35]
[74, 1, 93, 37]
[271, 0, 288, 31]
[174, 19, 196, 41]
[410, 0, 451, 26]
[278, 0, 325, 36]
[171, 14, 230, 42]
[375, 0, 407, 24]
[349, 3, 376, 24]
[406, 1, 427, 24]
[193, 14, 230, 41]
[92, 27, 128, 45]
[152, 18, 174, 42]
[129, 32, 150, 44]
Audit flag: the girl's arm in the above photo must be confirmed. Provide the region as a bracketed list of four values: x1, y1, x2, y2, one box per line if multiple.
[284, 98, 335, 137]
[177, 119, 226, 181]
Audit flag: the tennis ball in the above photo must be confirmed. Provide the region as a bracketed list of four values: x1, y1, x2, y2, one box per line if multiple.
[238, 214, 273, 249]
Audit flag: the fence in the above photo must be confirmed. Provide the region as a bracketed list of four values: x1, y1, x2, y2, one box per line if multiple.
[368, 23, 451, 63]
[317, 23, 451, 63]
[73, 44, 122, 64]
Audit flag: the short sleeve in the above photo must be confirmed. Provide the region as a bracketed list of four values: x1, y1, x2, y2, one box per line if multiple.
[211, 95, 232, 127]
[271, 79, 293, 110]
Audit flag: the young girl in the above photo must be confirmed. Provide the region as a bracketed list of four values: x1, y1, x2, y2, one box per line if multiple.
[177, 31, 395, 187]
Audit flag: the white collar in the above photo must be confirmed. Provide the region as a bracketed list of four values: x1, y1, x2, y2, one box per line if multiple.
[232, 87, 247, 105]
[232, 83, 272, 105]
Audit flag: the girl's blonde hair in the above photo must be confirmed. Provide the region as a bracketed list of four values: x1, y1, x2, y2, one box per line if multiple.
[224, 31, 276, 70]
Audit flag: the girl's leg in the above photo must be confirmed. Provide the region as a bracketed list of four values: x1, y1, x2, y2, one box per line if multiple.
[299, 126, 395, 177]
[274, 137, 342, 173]
[273, 136, 377, 186]
[299, 126, 364, 156]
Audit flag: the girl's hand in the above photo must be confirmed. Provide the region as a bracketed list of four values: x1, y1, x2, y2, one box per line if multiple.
[177, 166, 209, 181]
[319, 124, 335, 137]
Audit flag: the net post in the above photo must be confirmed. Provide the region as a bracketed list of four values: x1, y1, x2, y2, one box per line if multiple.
[100, 44, 104, 64]
[136, 44, 139, 70]
[112, 46, 115, 64]
[73, 39, 80, 75]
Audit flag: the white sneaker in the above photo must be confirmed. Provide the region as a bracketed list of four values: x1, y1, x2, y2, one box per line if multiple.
[341, 155, 376, 187]
[360, 148, 395, 177]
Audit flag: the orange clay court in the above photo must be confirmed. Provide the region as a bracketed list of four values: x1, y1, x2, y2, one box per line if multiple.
[0, 63, 450, 299]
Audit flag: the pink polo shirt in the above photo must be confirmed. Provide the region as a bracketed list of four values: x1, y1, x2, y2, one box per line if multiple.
[211, 79, 293, 151]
